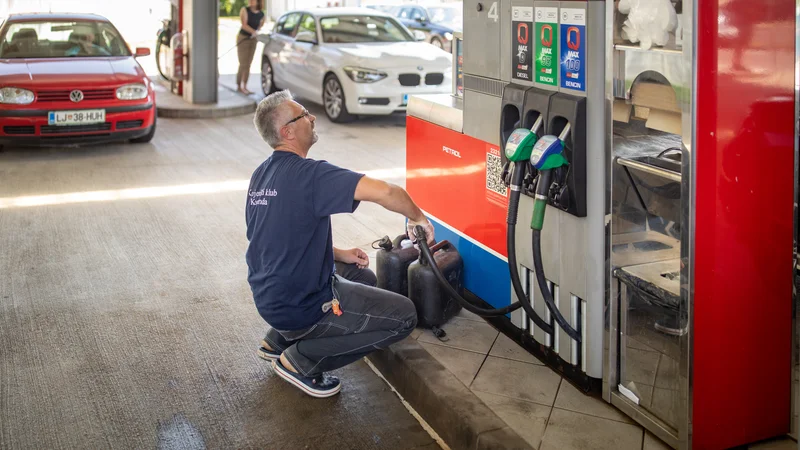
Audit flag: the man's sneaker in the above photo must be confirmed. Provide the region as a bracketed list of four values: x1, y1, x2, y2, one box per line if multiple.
[256, 339, 280, 361]
[272, 358, 342, 398]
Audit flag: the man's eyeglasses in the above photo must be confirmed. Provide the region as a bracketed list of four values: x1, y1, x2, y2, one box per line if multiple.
[285, 110, 310, 126]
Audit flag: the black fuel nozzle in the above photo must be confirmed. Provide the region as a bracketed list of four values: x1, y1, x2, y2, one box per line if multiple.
[522, 163, 536, 195]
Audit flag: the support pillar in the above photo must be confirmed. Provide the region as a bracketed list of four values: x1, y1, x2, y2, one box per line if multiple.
[182, 0, 218, 104]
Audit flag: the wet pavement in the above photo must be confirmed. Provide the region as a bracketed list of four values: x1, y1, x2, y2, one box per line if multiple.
[0, 107, 436, 449]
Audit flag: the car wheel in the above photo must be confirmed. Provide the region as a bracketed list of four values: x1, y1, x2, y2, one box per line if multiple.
[262, 57, 277, 95]
[130, 117, 156, 144]
[323, 75, 355, 123]
[430, 37, 443, 49]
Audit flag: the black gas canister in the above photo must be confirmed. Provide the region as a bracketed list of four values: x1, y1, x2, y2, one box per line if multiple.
[375, 234, 419, 297]
[407, 240, 463, 329]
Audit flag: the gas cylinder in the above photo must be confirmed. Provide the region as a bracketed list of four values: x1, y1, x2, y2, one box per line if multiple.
[375, 233, 420, 296]
[407, 240, 463, 329]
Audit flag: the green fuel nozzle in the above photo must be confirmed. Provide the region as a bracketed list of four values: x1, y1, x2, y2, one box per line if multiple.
[504, 115, 544, 163]
[529, 123, 571, 231]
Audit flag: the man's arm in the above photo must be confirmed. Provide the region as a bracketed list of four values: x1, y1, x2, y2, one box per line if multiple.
[353, 176, 435, 243]
[332, 247, 345, 262]
[333, 246, 369, 268]
[354, 176, 425, 222]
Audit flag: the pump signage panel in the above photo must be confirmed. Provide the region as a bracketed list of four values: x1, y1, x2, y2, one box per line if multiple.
[559, 8, 586, 92]
[535, 7, 558, 86]
[511, 6, 534, 82]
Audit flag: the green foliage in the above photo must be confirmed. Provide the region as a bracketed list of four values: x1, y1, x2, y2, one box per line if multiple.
[219, 0, 249, 17]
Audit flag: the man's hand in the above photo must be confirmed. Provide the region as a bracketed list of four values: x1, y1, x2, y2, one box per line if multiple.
[335, 247, 370, 269]
[407, 218, 435, 245]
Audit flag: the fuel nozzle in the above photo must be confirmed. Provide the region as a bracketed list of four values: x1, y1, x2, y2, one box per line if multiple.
[504, 115, 544, 164]
[529, 123, 571, 231]
[503, 115, 545, 191]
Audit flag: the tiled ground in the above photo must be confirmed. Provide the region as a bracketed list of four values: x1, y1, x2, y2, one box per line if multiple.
[409, 309, 798, 450]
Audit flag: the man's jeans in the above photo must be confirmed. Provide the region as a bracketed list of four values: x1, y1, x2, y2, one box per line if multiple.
[263, 262, 418, 377]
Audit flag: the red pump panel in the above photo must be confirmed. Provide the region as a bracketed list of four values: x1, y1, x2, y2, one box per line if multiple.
[406, 116, 509, 257]
[693, 1, 795, 447]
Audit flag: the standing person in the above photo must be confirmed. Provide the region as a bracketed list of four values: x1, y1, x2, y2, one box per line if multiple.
[246, 90, 435, 398]
[237, 0, 266, 95]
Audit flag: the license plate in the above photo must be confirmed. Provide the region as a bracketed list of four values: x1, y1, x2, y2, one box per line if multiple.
[402, 94, 409, 105]
[48, 109, 105, 126]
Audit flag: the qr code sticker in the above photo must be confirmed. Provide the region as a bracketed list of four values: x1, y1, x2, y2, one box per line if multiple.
[486, 152, 507, 197]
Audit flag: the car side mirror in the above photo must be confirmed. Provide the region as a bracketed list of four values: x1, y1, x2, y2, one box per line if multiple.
[134, 47, 150, 57]
[295, 31, 318, 45]
[413, 30, 426, 41]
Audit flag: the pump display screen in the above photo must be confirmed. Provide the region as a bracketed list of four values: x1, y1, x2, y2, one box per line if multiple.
[530, 135, 559, 164]
[505, 129, 529, 157]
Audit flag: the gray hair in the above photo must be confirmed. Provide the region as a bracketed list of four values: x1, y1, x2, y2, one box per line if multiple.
[253, 90, 293, 148]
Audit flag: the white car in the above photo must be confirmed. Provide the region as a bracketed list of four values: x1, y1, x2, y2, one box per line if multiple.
[260, 8, 452, 123]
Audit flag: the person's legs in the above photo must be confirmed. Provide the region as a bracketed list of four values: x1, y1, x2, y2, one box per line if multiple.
[335, 260, 377, 287]
[257, 324, 312, 361]
[240, 38, 258, 94]
[272, 274, 417, 396]
[236, 35, 247, 91]
[258, 261, 376, 359]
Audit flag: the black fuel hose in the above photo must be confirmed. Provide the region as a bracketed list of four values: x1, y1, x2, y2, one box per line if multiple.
[531, 230, 581, 342]
[506, 164, 555, 335]
[530, 169, 582, 343]
[415, 226, 520, 317]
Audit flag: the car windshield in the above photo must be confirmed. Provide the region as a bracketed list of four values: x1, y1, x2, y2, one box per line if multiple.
[427, 6, 461, 23]
[319, 15, 413, 43]
[0, 20, 131, 58]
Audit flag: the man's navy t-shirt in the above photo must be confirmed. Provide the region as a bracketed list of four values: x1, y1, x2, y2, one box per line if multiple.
[245, 151, 365, 331]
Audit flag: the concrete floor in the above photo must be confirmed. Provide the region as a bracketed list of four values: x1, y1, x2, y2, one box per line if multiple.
[0, 106, 437, 449]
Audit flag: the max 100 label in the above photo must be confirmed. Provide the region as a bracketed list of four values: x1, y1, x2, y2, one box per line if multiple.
[559, 8, 586, 92]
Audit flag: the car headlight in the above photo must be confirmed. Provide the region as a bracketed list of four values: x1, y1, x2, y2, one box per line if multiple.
[444, 32, 453, 41]
[0, 87, 34, 105]
[116, 84, 148, 100]
[343, 67, 387, 83]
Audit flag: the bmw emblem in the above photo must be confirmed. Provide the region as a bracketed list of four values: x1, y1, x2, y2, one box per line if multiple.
[70, 90, 84, 103]
[417, 66, 424, 71]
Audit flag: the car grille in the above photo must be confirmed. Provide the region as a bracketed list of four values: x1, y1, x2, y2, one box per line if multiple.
[37, 89, 116, 102]
[40, 123, 113, 134]
[398, 74, 421, 87]
[4, 125, 35, 135]
[117, 120, 144, 130]
[425, 73, 444, 85]
[398, 73, 444, 87]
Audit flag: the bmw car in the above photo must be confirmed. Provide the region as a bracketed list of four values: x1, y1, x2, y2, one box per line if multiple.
[260, 8, 452, 123]
[0, 13, 156, 149]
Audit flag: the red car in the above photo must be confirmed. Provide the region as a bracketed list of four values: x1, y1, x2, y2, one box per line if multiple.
[0, 13, 156, 150]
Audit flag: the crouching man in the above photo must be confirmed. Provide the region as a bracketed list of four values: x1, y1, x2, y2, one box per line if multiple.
[246, 90, 435, 398]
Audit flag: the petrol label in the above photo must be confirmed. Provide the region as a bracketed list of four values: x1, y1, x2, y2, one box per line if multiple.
[534, 7, 558, 87]
[511, 6, 534, 82]
[559, 8, 586, 92]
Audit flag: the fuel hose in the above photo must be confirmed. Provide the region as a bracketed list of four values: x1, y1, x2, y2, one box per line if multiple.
[415, 225, 520, 317]
[505, 165, 555, 334]
[530, 169, 582, 343]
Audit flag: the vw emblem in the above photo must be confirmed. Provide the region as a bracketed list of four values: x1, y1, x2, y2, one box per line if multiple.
[417, 66, 424, 71]
[70, 90, 84, 103]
